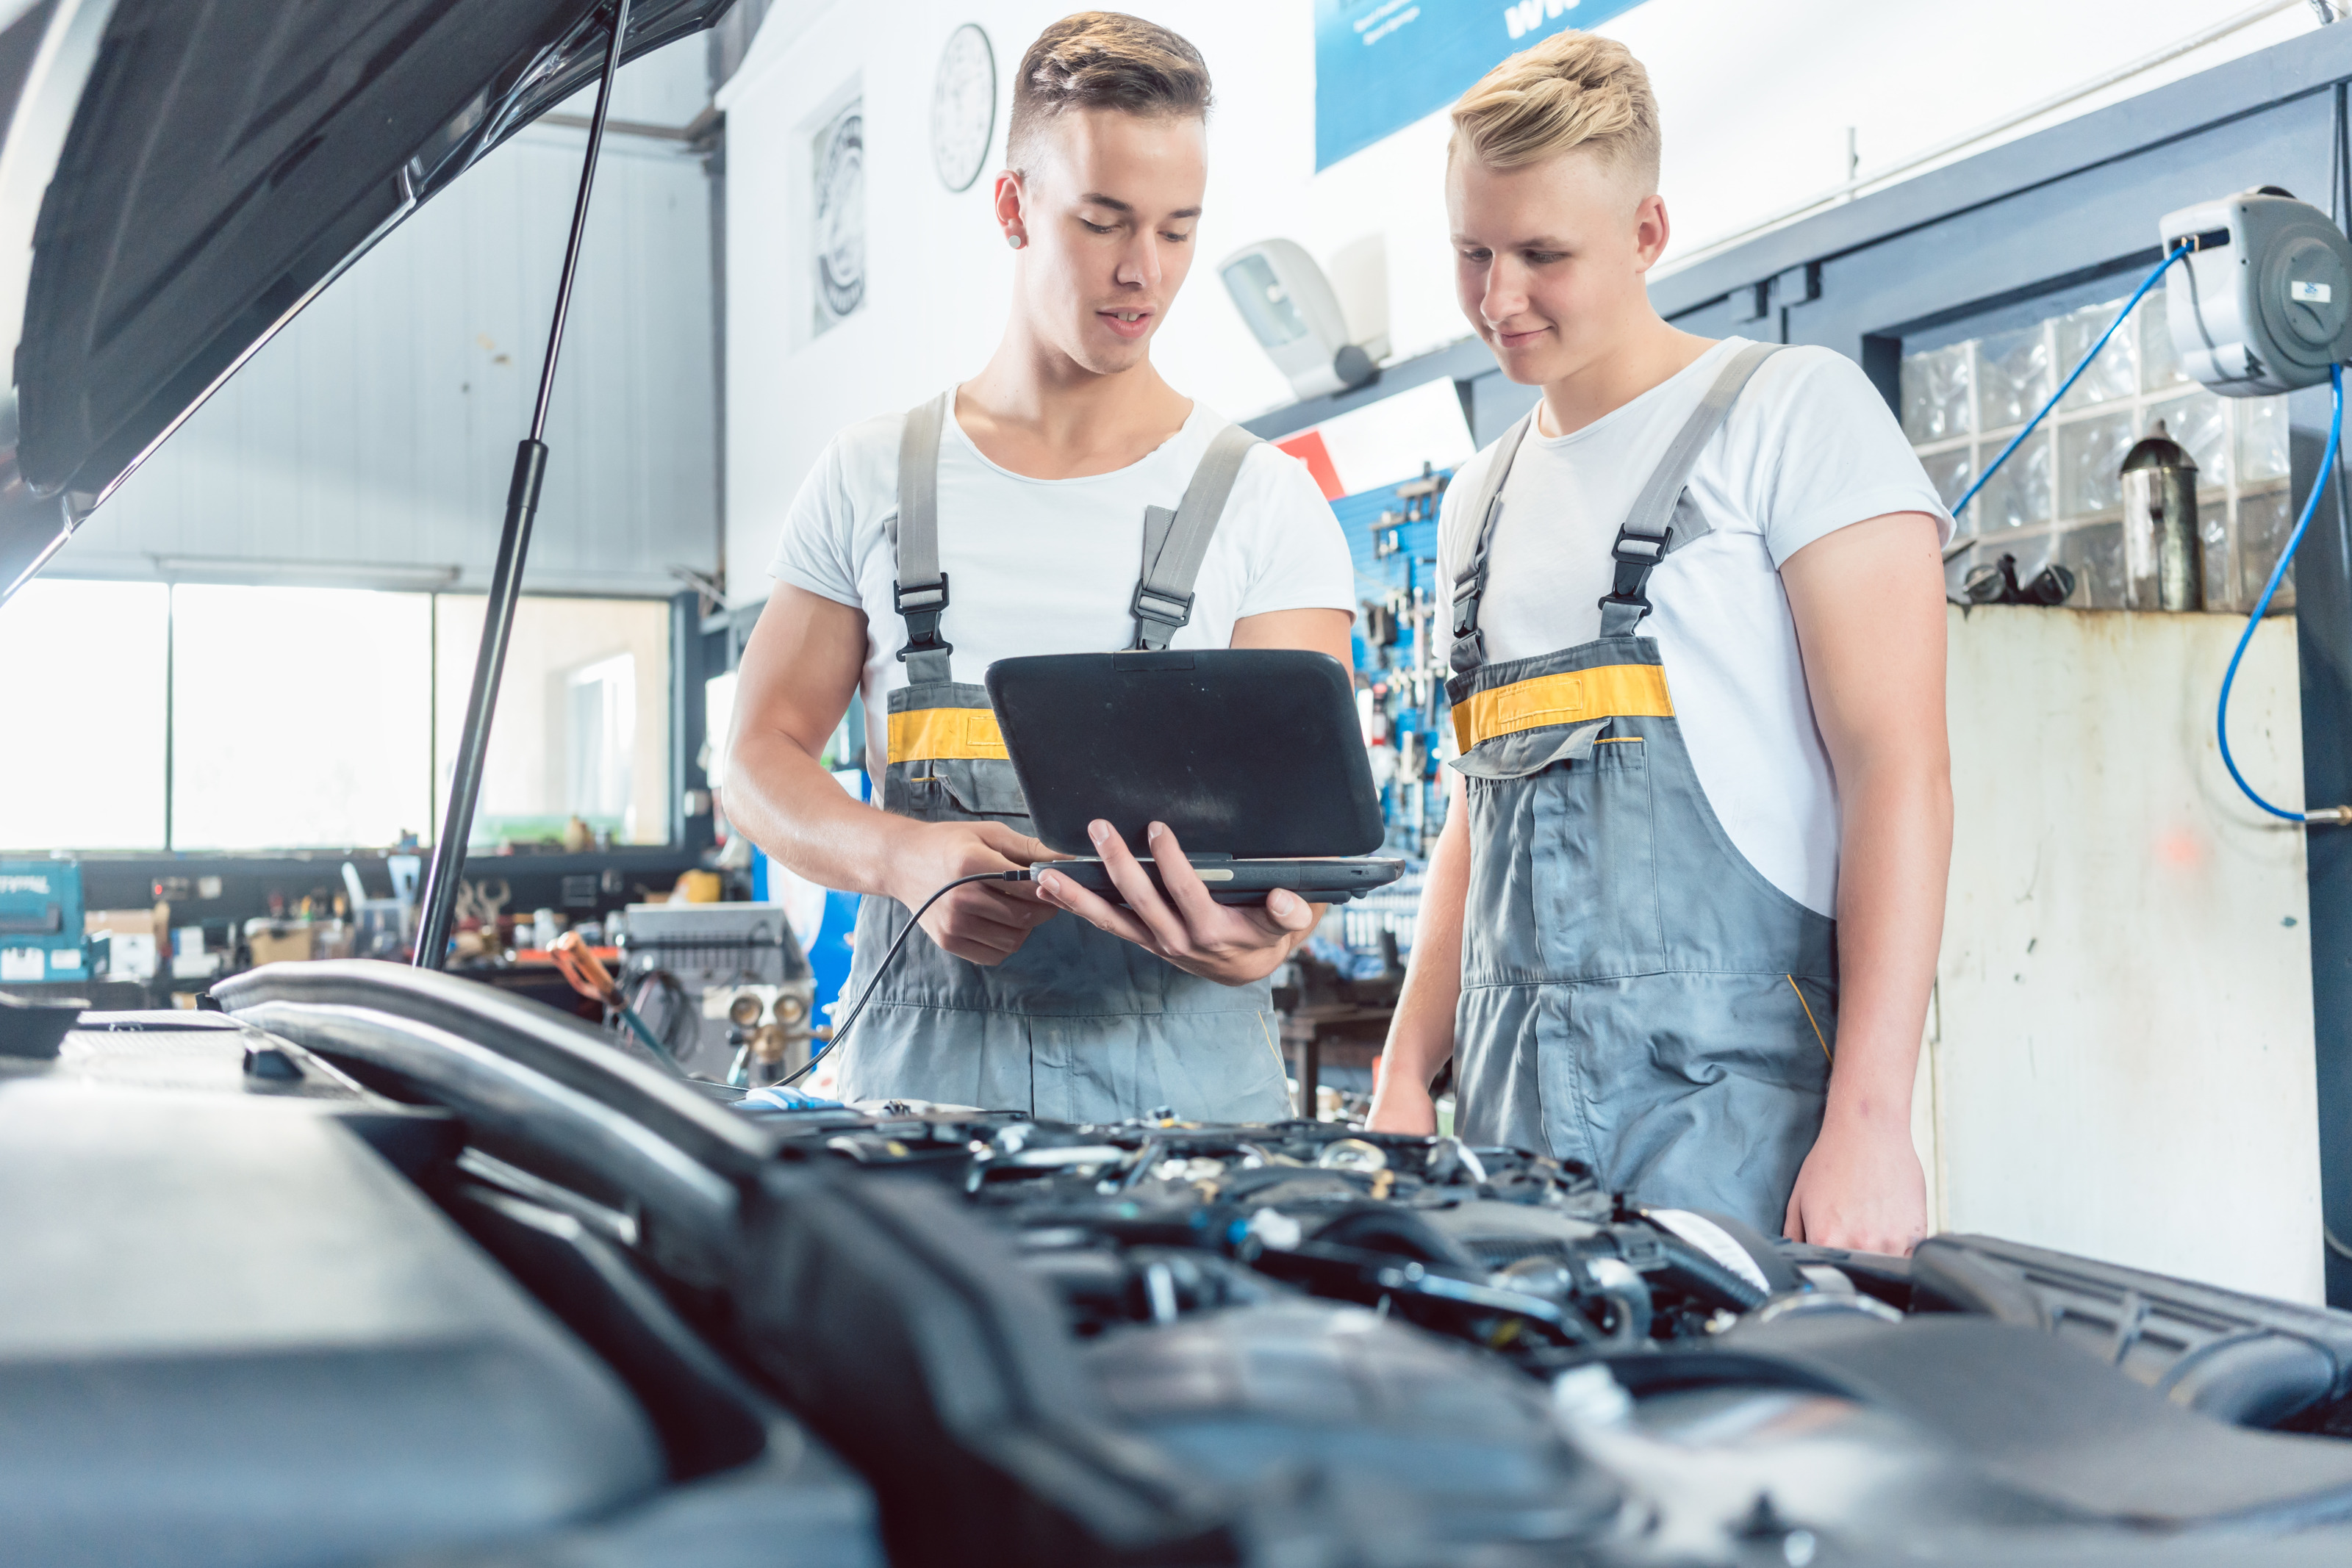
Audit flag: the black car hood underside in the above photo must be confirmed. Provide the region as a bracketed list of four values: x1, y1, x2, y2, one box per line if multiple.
[0, 0, 730, 600]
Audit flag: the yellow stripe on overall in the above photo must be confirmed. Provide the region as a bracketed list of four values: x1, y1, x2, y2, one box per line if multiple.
[887, 706, 1008, 763]
[1452, 663, 1675, 752]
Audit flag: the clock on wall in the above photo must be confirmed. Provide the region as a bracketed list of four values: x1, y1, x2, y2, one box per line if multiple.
[930, 23, 995, 193]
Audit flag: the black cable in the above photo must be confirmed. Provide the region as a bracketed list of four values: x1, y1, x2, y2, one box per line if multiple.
[773, 871, 1028, 1090]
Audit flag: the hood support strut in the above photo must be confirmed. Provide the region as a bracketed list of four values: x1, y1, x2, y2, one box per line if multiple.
[415, 0, 635, 971]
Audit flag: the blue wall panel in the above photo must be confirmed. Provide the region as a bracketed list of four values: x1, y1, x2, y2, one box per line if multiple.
[1314, 0, 1651, 170]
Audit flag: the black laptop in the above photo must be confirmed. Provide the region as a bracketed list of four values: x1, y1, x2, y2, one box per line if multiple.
[983, 649, 1405, 907]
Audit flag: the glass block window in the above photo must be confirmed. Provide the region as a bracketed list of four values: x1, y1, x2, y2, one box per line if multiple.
[1903, 287, 2293, 611]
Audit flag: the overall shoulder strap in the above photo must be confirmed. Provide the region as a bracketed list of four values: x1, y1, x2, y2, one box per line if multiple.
[1596, 341, 1782, 637]
[1131, 421, 1259, 650]
[893, 392, 953, 685]
[1445, 409, 1539, 699]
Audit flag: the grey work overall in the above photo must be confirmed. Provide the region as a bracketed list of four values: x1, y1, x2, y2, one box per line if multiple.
[1446, 345, 1835, 1233]
[832, 392, 1294, 1122]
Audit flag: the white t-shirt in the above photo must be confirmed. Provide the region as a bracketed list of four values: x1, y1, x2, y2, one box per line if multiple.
[772, 397, 1357, 773]
[1437, 338, 1952, 916]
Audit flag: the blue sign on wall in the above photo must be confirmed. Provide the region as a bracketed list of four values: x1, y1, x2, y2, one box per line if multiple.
[1316, 0, 1651, 171]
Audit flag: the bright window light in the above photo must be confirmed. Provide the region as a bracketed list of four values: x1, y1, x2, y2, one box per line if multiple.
[435, 597, 671, 846]
[170, 584, 434, 849]
[0, 579, 168, 850]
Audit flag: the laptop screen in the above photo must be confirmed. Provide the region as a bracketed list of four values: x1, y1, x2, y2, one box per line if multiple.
[984, 650, 1383, 860]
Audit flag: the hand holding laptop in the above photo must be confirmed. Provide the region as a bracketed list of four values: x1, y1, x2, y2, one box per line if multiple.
[1035, 818, 1316, 985]
[984, 647, 1400, 982]
[888, 819, 1061, 966]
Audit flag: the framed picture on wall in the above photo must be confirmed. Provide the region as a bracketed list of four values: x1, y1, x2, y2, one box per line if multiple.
[811, 98, 864, 335]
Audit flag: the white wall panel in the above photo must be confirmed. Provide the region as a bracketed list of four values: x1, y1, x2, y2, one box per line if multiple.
[1932, 605, 2321, 1303]
[51, 44, 719, 597]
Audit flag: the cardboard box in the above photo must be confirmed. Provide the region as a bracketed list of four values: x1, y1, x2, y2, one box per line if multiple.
[248, 927, 315, 966]
[85, 910, 162, 981]
[85, 908, 162, 937]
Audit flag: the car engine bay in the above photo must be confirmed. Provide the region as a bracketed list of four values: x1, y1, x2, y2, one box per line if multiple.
[736, 1104, 2352, 1565]
[11, 961, 2352, 1568]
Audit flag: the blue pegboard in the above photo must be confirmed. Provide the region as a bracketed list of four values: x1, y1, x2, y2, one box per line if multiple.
[1333, 467, 1454, 857]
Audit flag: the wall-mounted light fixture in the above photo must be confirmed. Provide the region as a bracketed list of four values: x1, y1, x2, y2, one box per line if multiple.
[1220, 239, 1383, 403]
[146, 555, 463, 591]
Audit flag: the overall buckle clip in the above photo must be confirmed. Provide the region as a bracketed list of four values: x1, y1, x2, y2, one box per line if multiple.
[894, 574, 952, 661]
[1130, 583, 1196, 639]
[1596, 525, 1669, 624]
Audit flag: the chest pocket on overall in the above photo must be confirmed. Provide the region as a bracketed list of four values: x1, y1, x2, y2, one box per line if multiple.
[1443, 345, 1785, 989]
[879, 686, 1029, 822]
[1452, 667, 1672, 982]
[880, 389, 1264, 838]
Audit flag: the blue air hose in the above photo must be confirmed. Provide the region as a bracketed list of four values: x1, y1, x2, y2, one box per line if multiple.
[2215, 363, 2345, 824]
[1943, 242, 2345, 825]
[1949, 244, 2188, 524]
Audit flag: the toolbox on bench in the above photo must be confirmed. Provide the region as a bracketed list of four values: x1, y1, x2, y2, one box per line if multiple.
[0, 861, 87, 985]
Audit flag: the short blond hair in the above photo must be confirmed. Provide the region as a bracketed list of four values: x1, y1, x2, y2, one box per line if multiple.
[1449, 31, 1660, 190]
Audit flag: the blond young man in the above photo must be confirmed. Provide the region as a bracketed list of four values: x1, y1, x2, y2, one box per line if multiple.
[1364, 32, 1954, 1254]
[726, 14, 1353, 1121]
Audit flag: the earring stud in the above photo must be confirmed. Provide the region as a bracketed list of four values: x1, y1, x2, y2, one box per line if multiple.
[1007, 233, 1025, 250]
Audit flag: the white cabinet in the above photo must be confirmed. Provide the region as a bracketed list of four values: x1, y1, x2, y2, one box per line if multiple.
[1921, 604, 2322, 1303]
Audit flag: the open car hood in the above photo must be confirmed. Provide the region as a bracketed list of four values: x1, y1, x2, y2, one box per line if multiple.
[0, 0, 731, 603]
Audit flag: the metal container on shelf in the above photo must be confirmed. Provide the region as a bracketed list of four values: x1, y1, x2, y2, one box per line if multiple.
[2120, 421, 2201, 611]
[609, 902, 815, 1081]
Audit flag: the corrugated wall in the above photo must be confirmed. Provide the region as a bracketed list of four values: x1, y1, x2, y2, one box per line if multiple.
[49, 48, 719, 598]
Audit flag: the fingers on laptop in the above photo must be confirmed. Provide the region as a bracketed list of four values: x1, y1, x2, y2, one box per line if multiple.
[1110, 823, 1202, 951]
[1025, 821, 1152, 945]
[1033, 869, 1160, 949]
[1141, 822, 1309, 944]
[968, 823, 1061, 902]
[1258, 888, 1316, 938]
[1141, 822, 1220, 924]
[1030, 820, 1314, 982]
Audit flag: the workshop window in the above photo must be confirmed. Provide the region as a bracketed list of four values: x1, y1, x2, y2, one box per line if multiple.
[1903, 288, 2293, 611]
[0, 579, 169, 850]
[170, 586, 436, 851]
[2, 583, 673, 856]
[434, 596, 671, 847]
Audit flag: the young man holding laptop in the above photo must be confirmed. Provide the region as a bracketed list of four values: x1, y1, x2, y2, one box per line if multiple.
[725, 13, 1353, 1122]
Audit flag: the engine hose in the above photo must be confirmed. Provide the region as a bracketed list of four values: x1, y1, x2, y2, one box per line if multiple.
[2217, 363, 2347, 823]
[1584, 1257, 1654, 1345]
[1648, 1234, 1768, 1313]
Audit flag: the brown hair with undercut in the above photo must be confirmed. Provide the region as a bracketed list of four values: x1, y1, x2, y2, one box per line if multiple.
[1449, 29, 1660, 193]
[1005, 12, 1213, 174]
